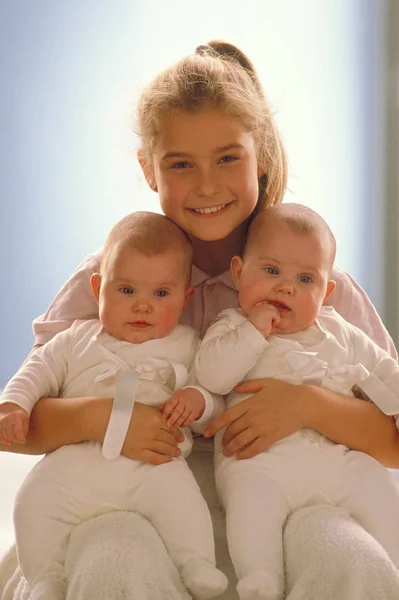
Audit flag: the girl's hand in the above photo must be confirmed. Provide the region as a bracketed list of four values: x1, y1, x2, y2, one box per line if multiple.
[203, 379, 309, 459]
[162, 388, 206, 430]
[120, 402, 185, 465]
[0, 402, 29, 445]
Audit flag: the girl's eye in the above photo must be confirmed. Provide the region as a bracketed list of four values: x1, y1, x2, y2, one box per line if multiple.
[219, 154, 238, 164]
[170, 161, 191, 169]
[120, 287, 133, 295]
[154, 289, 168, 297]
[265, 267, 279, 275]
[298, 275, 312, 284]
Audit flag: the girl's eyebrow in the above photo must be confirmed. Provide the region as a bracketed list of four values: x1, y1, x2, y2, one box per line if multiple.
[215, 143, 245, 153]
[162, 143, 245, 160]
[162, 152, 190, 160]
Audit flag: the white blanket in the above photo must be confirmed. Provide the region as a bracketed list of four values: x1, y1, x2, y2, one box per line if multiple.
[2, 439, 399, 600]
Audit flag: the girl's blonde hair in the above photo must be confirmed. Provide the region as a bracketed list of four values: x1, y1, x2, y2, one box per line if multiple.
[137, 40, 288, 211]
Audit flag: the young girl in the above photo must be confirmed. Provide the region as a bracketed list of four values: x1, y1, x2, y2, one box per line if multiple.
[2, 40, 399, 600]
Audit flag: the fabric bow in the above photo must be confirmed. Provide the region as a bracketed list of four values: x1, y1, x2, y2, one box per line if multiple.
[284, 351, 328, 386]
[134, 358, 188, 392]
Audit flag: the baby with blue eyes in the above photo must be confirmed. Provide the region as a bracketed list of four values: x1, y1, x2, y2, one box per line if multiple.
[0, 211, 228, 600]
[196, 203, 399, 600]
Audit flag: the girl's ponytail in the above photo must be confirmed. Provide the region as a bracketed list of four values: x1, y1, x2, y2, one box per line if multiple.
[196, 41, 262, 95]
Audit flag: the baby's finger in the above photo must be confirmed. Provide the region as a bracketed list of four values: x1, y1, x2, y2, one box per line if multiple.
[179, 406, 197, 428]
[12, 422, 27, 444]
[173, 406, 192, 429]
[167, 405, 185, 428]
[0, 432, 11, 446]
[162, 398, 178, 419]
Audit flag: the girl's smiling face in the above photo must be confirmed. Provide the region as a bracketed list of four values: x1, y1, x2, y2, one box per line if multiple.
[144, 109, 262, 242]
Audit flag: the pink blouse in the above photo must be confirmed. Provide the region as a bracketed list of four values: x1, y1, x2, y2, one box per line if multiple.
[33, 250, 397, 360]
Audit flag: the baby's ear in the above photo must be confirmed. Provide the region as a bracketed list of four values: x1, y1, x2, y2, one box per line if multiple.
[230, 256, 244, 289]
[323, 279, 336, 304]
[184, 285, 195, 306]
[137, 149, 158, 192]
[90, 273, 102, 302]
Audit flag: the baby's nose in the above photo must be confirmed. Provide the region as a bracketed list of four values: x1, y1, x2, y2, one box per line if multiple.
[132, 297, 152, 312]
[276, 280, 294, 294]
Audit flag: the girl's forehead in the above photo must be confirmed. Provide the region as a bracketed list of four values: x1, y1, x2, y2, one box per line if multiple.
[155, 109, 253, 150]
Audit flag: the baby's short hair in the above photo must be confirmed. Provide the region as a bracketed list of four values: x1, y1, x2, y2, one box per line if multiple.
[245, 203, 336, 268]
[101, 211, 193, 282]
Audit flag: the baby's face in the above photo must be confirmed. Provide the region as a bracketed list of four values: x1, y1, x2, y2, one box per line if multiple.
[94, 247, 192, 343]
[232, 224, 335, 334]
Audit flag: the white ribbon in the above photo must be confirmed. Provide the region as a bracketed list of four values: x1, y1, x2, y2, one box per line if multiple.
[102, 371, 138, 460]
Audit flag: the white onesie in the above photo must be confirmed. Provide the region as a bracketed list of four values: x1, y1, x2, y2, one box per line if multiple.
[1, 320, 225, 600]
[195, 306, 399, 600]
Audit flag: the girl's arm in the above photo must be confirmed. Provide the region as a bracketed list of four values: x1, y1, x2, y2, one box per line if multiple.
[328, 267, 397, 359]
[0, 395, 183, 464]
[204, 379, 399, 468]
[32, 251, 102, 345]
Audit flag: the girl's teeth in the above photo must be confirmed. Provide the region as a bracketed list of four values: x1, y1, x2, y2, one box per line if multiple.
[193, 203, 227, 215]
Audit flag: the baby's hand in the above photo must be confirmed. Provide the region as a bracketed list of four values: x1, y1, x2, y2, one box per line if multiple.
[162, 388, 206, 430]
[248, 302, 281, 338]
[0, 402, 29, 445]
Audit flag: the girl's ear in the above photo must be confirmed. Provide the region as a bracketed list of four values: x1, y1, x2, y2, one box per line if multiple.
[230, 256, 244, 289]
[137, 149, 158, 192]
[323, 279, 336, 304]
[257, 165, 266, 178]
[90, 273, 102, 302]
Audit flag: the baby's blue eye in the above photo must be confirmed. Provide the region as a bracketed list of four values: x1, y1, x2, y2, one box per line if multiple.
[120, 287, 133, 295]
[298, 275, 312, 284]
[265, 267, 279, 275]
[154, 289, 168, 297]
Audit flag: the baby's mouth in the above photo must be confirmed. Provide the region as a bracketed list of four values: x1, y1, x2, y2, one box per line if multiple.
[128, 321, 151, 328]
[267, 300, 291, 313]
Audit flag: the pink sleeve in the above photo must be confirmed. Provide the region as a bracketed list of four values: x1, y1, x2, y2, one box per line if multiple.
[327, 266, 397, 360]
[32, 251, 102, 346]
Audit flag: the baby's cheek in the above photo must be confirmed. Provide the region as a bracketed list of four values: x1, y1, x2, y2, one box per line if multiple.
[241, 281, 264, 310]
[158, 306, 181, 332]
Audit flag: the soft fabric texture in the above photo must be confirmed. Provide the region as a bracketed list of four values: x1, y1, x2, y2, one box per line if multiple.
[1, 320, 217, 428]
[2, 439, 399, 600]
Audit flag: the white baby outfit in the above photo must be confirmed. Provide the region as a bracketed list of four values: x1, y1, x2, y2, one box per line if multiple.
[1, 320, 226, 600]
[195, 306, 399, 600]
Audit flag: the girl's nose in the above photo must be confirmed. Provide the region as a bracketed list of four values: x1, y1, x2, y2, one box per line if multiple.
[196, 168, 218, 197]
